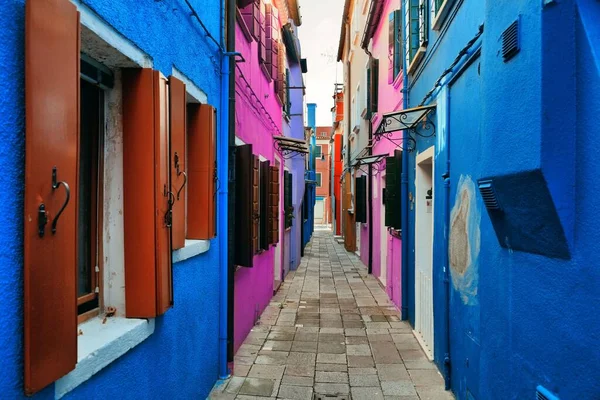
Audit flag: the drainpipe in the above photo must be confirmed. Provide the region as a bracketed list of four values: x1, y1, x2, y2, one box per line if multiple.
[225, 0, 236, 373]
[442, 87, 451, 390]
[362, 48, 374, 275]
[400, 0, 409, 321]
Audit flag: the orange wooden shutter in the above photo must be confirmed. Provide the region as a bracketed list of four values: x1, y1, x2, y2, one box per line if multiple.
[269, 165, 280, 244]
[122, 69, 173, 318]
[24, 0, 79, 394]
[187, 104, 216, 240]
[169, 76, 186, 250]
[252, 155, 260, 254]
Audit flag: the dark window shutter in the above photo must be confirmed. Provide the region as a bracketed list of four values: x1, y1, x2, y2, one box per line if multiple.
[265, 4, 279, 80]
[269, 165, 280, 244]
[235, 144, 254, 267]
[388, 11, 395, 84]
[252, 155, 260, 254]
[393, 9, 402, 80]
[241, 0, 260, 41]
[284, 171, 293, 228]
[187, 104, 217, 240]
[237, 0, 254, 7]
[370, 58, 379, 113]
[123, 69, 173, 318]
[366, 64, 371, 119]
[260, 160, 270, 250]
[355, 176, 367, 223]
[169, 76, 186, 250]
[259, 1, 267, 64]
[24, 0, 79, 393]
[385, 150, 403, 229]
[285, 70, 291, 115]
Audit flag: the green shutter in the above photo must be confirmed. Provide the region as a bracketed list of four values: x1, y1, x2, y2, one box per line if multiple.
[406, 0, 420, 65]
[284, 171, 293, 228]
[385, 150, 403, 229]
[369, 58, 379, 114]
[366, 65, 371, 119]
[393, 10, 402, 79]
[356, 176, 367, 223]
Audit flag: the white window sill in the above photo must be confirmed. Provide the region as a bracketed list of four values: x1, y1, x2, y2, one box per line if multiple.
[55, 317, 155, 399]
[172, 239, 211, 264]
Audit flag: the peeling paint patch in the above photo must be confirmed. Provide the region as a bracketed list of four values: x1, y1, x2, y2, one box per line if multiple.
[449, 175, 480, 305]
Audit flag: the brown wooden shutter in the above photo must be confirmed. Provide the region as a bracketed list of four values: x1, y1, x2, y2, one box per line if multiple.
[122, 69, 173, 318]
[276, 42, 286, 103]
[24, 0, 79, 394]
[260, 161, 270, 250]
[169, 76, 186, 250]
[259, 1, 267, 64]
[235, 144, 254, 267]
[252, 155, 260, 254]
[241, 0, 260, 40]
[187, 104, 217, 240]
[269, 165, 280, 244]
[266, 5, 279, 81]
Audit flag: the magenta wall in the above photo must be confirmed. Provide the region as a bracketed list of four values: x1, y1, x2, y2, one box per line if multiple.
[367, 0, 404, 309]
[233, 21, 284, 352]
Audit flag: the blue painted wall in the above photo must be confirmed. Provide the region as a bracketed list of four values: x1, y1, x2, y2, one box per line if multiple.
[303, 104, 317, 247]
[406, 0, 600, 399]
[0, 0, 224, 398]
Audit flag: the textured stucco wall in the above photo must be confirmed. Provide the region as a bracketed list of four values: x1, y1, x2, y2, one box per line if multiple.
[407, 0, 600, 399]
[233, 19, 283, 352]
[1, 0, 224, 398]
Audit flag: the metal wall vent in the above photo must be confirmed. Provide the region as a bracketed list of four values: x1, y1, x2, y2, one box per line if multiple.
[536, 385, 559, 400]
[502, 19, 520, 62]
[478, 179, 501, 211]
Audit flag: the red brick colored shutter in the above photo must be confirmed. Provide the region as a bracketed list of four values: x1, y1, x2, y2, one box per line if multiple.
[252, 155, 260, 254]
[188, 104, 217, 240]
[169, 76, 186, 250]
[122, 69, 173, 318]
[260, 161, 270, 250]
[269, 166, 280, 244]
[235, 144, 254, 267]
[24, 0, 79, 393]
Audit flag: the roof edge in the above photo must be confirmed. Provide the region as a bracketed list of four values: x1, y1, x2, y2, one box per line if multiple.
[336, 0, 352, 62]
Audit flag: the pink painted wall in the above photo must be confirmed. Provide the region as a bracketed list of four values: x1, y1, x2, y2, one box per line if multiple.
[233, 18, 285, 353]
[367, 0, 405, 309]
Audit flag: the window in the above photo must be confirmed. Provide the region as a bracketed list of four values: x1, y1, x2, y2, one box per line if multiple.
[316, 173, 322, 187]
[388, 10, 402, 83]
[266, 4, 279, 81]
[258, 0, 267, 66]
[432, 0, 453, 30]
[234, 144, 254, 267]
[260, 160, 270, 251]
[268, 165, 280, 244]
[315, 145, 322, 158]
[240, 0, 261, 42]
[368, 58, 379, 115]
[284, 171, 293, 229]
[355, 175, 367, 223]
[405, 0, 428, 73]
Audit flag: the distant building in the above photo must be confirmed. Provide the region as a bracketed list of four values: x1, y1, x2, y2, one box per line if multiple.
[315, 126, 332, 224]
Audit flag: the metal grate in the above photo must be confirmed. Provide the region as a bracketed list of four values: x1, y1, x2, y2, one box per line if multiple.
[313, 394, 350, 400]
[502, 19, 520, 61]
[536, 386, 560, 400]
[478, 179, 501, 211]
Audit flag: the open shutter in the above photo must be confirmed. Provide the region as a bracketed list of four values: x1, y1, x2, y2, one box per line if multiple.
[252, 156, 260, 253]
[370, 58, 379, 114]
[259, 1, 267, 65]
[123, 69, 173, 318]
[169, 76, 186, 250]
[24, 0, 79, 393]
[188, 104, 217, 240]
[284, 171, 293, 229]
[385, 150, 403, 229]
[235, 144, 254, 267]
[269, 165, 280, 244]
[419, 0, 429, 46]
[266, 4, 279, 81]
[276, 42, 286, 103]
[355, 176, 367, 223]
[388, 11, 395, 83]
[241, 0, 260, 40]
[260, 161, 270, 250]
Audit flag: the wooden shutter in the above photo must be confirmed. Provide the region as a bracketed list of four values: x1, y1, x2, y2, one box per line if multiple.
[392, 10, 402, 80]
[252, 156, 260, 253]
[123, 69, 173, 318]
[260, 161, 270, 250]
[284, 172, 293, 229]
[266, 4, 279, 80]
[356, 176, 367, 223]
[419, 0, 429, 46]
[24, 0, 79, 393]
[276, 42, 286, 103]
[169, 76, 186, 250]
[370, 58, 379, 114]
[385, 150, 403, 229]
[188, 104, 217, 240]
[235, 145, 254, 267]
[241, 0, 260, 40]
[269, 165, 280, 244]
[259, 1, 267, 65]
[388, 11, 395, 84]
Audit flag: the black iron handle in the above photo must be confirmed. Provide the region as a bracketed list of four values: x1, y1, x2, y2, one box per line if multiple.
[174, 152, 188, 201]
[51, 167, 71, 235]
[164, 190, 175, 228]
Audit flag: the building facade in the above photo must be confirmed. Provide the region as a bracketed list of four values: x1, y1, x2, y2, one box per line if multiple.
[315, 127, 332, 224]
[2, 0, 228, 398]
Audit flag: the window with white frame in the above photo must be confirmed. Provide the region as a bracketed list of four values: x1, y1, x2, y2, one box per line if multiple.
[405, 0, 428, 71]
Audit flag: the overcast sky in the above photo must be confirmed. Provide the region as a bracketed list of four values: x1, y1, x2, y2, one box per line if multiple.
[298, 0, 345, 127]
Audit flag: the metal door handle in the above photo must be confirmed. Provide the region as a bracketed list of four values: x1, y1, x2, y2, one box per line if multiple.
[51, 166, 71, 235]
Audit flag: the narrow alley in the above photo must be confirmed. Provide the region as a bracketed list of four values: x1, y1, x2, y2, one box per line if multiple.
[210, 231, 452, 400]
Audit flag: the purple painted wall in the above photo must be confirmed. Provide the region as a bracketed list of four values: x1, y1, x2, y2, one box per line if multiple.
[365, 0, 404, 308]
[233, 18, 284, 352]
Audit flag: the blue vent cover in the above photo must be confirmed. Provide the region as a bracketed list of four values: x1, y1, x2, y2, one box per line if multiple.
[477, 179, 501, 211]
[502, 19, 520, 62]
[536, 385, 559, 400]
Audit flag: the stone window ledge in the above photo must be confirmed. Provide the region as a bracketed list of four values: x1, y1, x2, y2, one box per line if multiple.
[55, 317, 155, 399]
[172, 239, 211, 264]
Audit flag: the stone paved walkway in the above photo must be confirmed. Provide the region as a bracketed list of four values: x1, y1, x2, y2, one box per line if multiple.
[210, 231, 453, 400]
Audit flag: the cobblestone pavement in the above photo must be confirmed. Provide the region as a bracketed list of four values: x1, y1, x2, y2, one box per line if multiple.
[210, 231, 453, 400]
